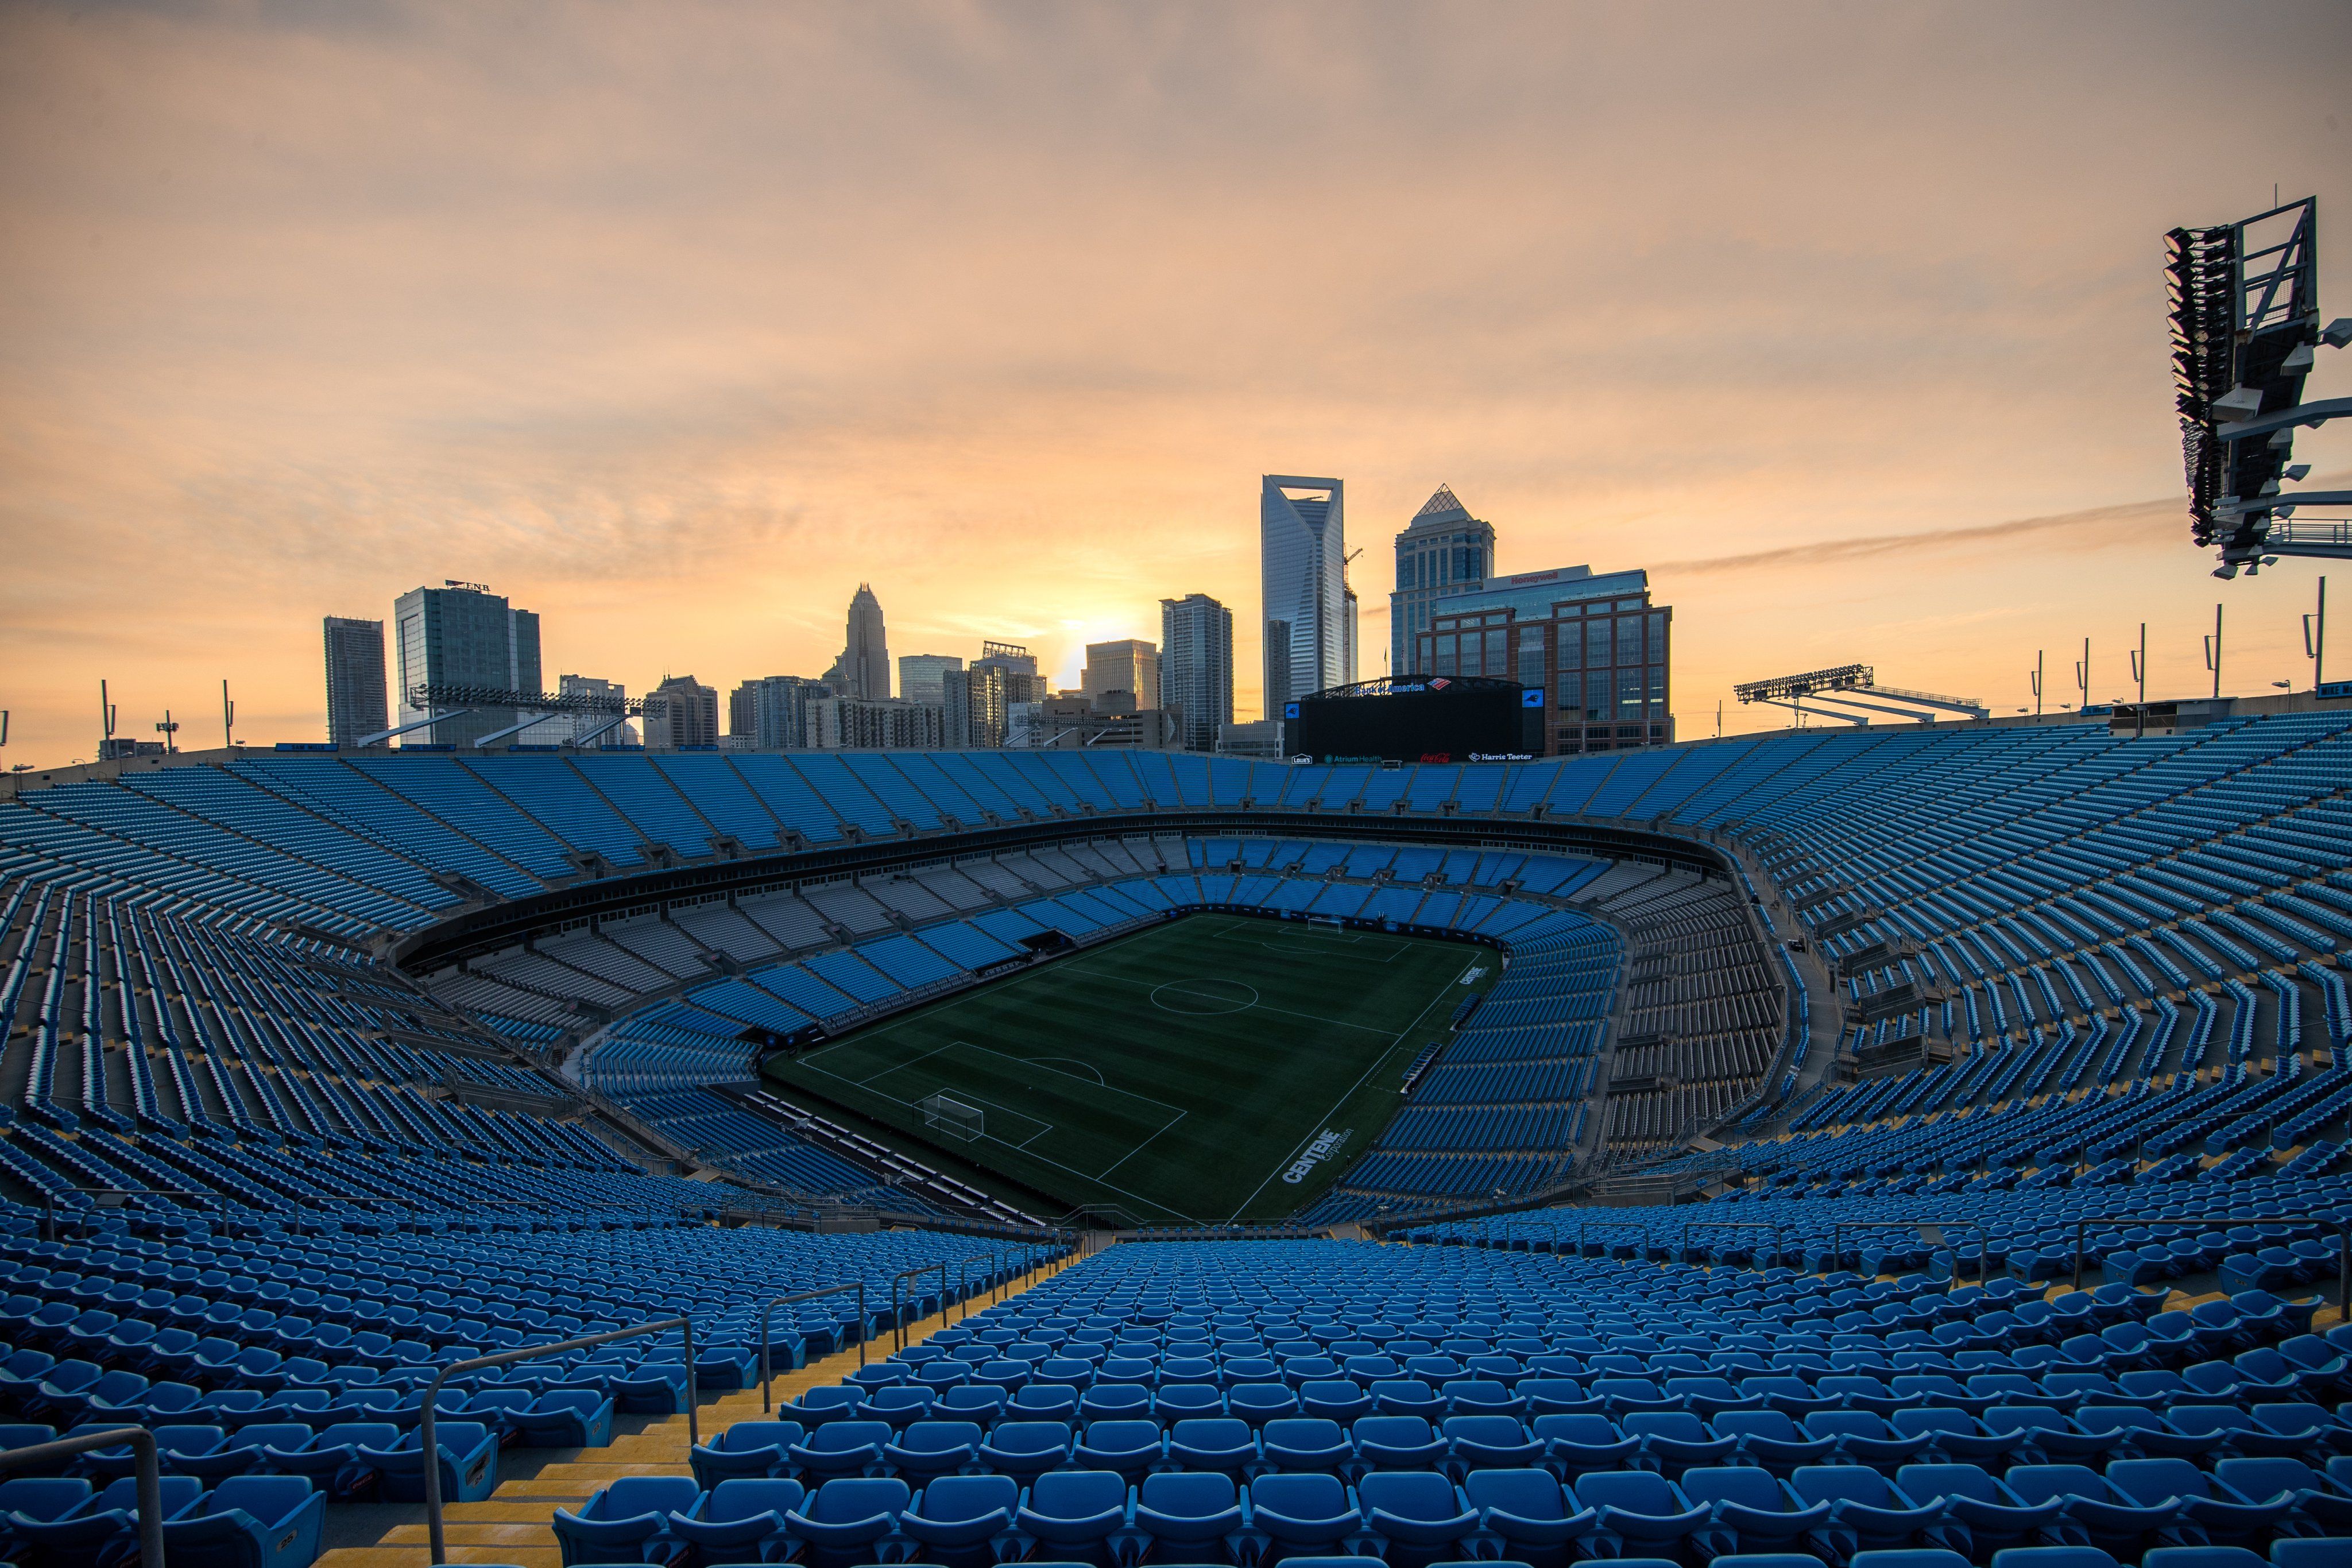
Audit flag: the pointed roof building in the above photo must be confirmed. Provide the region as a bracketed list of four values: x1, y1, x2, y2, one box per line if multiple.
[1390, 484, 1496, 677]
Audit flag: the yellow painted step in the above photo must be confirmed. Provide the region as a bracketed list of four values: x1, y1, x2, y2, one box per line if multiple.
[441, 1503, 566, 1524]
[318, 1547, 559, 1568]
[380, 1523, 559, 1548]
[495, 1461, 683, 1493]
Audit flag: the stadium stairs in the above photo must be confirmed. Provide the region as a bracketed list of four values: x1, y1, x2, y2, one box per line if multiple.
[312, 1254, 1080, 1568]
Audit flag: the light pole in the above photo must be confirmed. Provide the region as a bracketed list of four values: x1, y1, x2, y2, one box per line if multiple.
[2130, 623, 2146, 739]
[2305, 578, 2328, 693]
[2074, 637, 2090, 711]
[154, 713, 178, 755]
[2030, 651, 2044, 718]
[2203, 603, 2225, 700]
[98, 680, 118, 761]
[222, 681, 236, 749]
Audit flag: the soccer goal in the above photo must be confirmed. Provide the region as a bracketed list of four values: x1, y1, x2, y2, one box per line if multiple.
[919, 1093, 985, 1142]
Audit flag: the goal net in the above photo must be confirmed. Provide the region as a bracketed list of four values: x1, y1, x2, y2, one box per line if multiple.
[919, 1093, 985, 1142]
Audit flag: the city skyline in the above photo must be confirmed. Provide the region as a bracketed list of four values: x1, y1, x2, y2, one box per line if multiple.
[1, 3, 2347, 765]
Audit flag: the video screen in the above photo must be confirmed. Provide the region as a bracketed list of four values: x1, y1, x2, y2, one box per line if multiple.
[1291, 679, 1533, 764]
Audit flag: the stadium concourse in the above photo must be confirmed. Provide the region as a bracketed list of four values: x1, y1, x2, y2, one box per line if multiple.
[0, 713, 2347, 1566]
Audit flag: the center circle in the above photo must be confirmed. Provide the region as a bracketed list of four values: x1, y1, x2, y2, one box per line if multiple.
[1150, 978, 1259, 1016]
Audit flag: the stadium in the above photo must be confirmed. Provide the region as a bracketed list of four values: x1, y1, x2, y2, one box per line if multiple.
[3, 9, 2350, 1550]
[0, 707, 2348, 1568]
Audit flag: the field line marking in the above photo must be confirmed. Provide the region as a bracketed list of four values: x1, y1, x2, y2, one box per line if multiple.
[1388, 963, 1468, 1043]
[1218, 946, 1468, 1222]
[949, 1040, 1190, 1117]
[971, 1133, 1204, 1224]
[793, 1057, 1055, 1144]
[840, 1034, 965, 1086]
[1038, 960, 1407, 1035]
[1223, 1042, 1405, 1224]
[1094, 1108, 1187, 1179]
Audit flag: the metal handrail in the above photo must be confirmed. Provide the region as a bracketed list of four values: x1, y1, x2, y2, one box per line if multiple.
[1828, 1219, 1990, 1295]
[1561, 1218, 1649, 1257]
[421, 1316, 697, 1564]
[41, 1186, 222, 1241]
[966, 1242, 1052, 1312]
[954, 1249, 1004, 1319]
[2069, 1211, 2350, 1317]
[891, 1263, 947, 1356]
[759, 1283, 868, 1412]
[0, 1426, 163, 1568]
[1682, 1218, 1788, 1269]
[891, 1253, 1000, 1351]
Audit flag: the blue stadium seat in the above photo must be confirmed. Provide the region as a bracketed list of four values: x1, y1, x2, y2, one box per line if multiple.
[1573, 1469, 1709, 1557]
[977, 1419, 1074, 1481]
[1134, 1471, 1244, 1557]
[1014, 1469, 1130, 1560]
[163, 1476, 326, 1568]
[897, 1474, 1018, 1566]
[1356, 1470, 1479, 1568]
[783, 1476, 911, 1568]
[690, 1420, 802, 1486]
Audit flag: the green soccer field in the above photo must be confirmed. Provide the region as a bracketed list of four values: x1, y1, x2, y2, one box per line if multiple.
[763, 913, 1499, 1224]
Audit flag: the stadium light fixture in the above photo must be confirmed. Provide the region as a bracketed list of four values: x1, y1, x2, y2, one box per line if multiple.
[2168, 196, 2352, 569]
[1733, 663, 1985, 725]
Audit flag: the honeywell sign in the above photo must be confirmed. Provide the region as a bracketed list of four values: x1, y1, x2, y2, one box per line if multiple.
[1282, 1127, 1352, 1184]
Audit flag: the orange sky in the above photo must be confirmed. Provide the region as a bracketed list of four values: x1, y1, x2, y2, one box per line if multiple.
[2, 1, 2347, 766]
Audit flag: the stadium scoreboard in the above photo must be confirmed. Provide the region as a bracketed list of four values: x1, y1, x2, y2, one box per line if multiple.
[1287, 675, 1541, 764]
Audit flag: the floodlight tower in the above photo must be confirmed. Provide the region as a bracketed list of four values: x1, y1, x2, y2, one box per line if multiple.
[2165, 196, 2352, 576]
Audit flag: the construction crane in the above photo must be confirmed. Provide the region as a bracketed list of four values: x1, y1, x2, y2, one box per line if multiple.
[1340, 547, 1364, 681]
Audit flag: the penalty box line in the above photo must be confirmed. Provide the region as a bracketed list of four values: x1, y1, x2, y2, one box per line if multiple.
[801, 1055, 1059, 1148]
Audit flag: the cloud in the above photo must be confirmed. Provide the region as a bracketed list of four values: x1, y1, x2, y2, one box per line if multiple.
[0, 1, 2347, 762]
[1655, 495, 2180, 576]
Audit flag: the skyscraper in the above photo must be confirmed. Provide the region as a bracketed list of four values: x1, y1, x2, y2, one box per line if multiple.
[1390, 485, 1496, 676]
[1410, 563, 1674, 754]
[1081, 640, 1159, 710]
[1159, 593, 1233, 753]
[508, 608, 542, 693]
[647, 675, 719, 749]
[729, 675, 825, 749]
[322, 616, 389, 746]
[945, 642, 1049, 748]
[837, 584, 891, 699]
[391, 582, 540, 748]
[1259, 475, 1347, 715]
[897, 654, 962, 709]
[973, 640, 1040, 679]
[813, 695, 945, 750]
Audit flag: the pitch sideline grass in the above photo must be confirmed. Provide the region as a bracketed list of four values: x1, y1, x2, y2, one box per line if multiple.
[763, 913, 1499, 1223]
